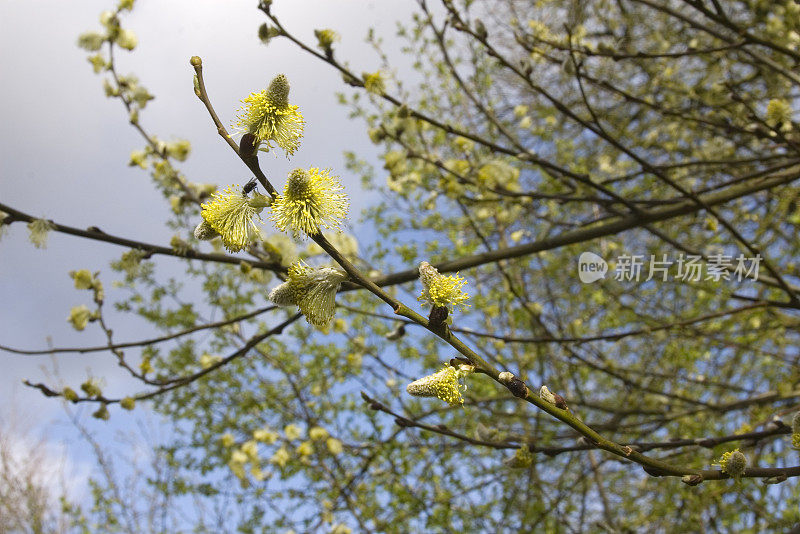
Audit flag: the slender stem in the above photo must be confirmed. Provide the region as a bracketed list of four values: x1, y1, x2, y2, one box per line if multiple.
[190, 57, 277, 198]
[0, 201, 285, 272]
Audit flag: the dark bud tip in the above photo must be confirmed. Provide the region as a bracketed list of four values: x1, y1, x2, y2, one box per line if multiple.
[449, 357, 471, 368]
[360, 391, 371, 402]
[553, 393, 568, 410]
[258, 23, 270, 42]
[240, 133, 259, 159]
[190, 56, 202, 67]
[429, 306, 449, 327]
[507, 377, 529, 399]
[681, 474, 704, 486]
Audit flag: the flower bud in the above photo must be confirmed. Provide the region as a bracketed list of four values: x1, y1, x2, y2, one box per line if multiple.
[170, 235, 191, 256]
[717, 449, 747, 479]
[268, 282, 298, 307]
[362, 71, 386, 95]
[99, 11, 117, 28]
[253, 428, 278, 443]
[193, 74, 201, 97]
[766, 99, 792, 128]
[284, 424, 303, 441]
[309, 427, 329, 441]
[80, 379, 102, 398]
[498, 372, 528, 398]
[406, 365, 473, 406]
[220, 433, 235, 448]
[474, 423, 501, 442]
[539, 385, 556, 404]
[258, 23, 282, 44]
[314, 29, 339, 53]
[267, 74, 290, 109]
[115, 29, 137, 51]
[681, 474, 703, 486]
[474, 19, 487, 39]
[77, 32, 105, 51]
[194, 220, 220, 241]
[166, 140, 191, 161]
[199, 353, 222, 369]
[70, 269, 95, 290]
[241, 440, 259, 460]
[296, 441, 314, 457]
[504, 445, 533, 468]
[92, 405, 110, 421]
[270, 447, 290, 468]
[68, 305, 94, 331]
[27, 218, 54, 249]
[326, 437, 343, 455]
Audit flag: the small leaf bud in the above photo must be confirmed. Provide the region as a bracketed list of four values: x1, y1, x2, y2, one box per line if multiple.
[193, 74, 201, 98]
[474, 19, 487, 40]
[539, 385, 557, 405]
[553, 393, 568, 410]
[385, 323, 406, 340]
[499, 372, 528, 398]
[681, 474, 703, 486]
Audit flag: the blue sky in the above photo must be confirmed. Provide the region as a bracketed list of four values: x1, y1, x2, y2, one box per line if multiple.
[0, 0, 408, 511]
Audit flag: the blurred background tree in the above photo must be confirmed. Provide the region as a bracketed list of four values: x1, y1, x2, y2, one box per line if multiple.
[0, 414, 71, 534]
[3, 0, 800, 531]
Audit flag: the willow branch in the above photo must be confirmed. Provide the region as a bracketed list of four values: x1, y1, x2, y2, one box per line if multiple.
[0, 201, 285, 273]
